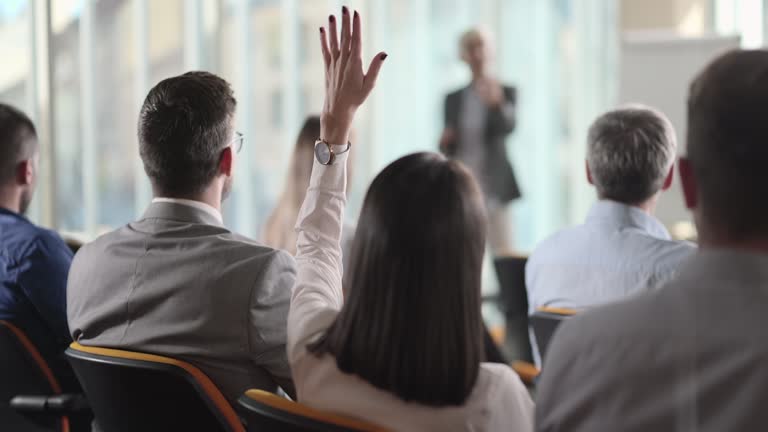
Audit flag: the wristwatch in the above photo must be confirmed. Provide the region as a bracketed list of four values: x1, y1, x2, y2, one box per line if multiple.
[314, 139, 351, 165]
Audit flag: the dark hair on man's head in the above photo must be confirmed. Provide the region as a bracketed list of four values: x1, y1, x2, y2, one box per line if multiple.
[687, 49, 768, 239]
[0, 103, 37, 184]
[138, 71, 236, 197]
[309, 152, 487, 406]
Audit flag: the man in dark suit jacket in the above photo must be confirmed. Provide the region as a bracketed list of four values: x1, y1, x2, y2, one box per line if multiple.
[440, 29, 520, 254]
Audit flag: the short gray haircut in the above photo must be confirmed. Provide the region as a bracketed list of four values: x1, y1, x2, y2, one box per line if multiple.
[587, 106, 677, 204]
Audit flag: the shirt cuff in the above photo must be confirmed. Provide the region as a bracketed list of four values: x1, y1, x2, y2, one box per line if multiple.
[308, 152, 348, 193]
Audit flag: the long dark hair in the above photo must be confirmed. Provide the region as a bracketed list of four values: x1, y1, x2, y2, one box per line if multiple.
[309, 152, 488, 406]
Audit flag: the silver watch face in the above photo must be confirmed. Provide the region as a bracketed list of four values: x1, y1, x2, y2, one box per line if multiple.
[315, 141, 332, 165]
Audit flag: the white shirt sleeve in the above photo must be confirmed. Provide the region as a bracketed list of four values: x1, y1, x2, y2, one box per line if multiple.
[287, 153, 349, 365]
[496, 373, 535, 431]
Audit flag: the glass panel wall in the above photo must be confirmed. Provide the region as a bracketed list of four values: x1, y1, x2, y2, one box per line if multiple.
[5, 0, 764, 247]
[52, 0, 85, 232]
[0, 0, 30, 112]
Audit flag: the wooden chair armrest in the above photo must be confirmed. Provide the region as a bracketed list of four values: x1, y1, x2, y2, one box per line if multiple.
[511, 361, 540, 386]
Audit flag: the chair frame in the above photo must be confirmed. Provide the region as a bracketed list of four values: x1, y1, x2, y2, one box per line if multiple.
[66, 343, 244, 432]
[511, 308, 576, 386]
[238, 389, 387, 432]
[0, 320, 70, 432]
[1, 320, 63, 394]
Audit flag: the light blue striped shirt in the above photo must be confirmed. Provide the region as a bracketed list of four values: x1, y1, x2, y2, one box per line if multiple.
[526, 200, 696, 315]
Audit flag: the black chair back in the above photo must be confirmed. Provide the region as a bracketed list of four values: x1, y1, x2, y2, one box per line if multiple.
[0, 320, 67, 432]
[529, 309, 574, 362]
[65, 343, 244, 432]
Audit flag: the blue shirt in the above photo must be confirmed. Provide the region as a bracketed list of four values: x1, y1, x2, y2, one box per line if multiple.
[0, 207, 73, 369]
[526, 200, 696, 314]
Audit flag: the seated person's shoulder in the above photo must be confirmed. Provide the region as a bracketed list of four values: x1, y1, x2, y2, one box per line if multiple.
[480, 362, 525, 385]
[70, 227, 124, 260]
[550, 287, 680, 356]
[627, 236, 696, 282]
[195, 234, 297, 287]
[528, 225, 584, 262]
[18, 225, 71, 258]
[476, 363, 534, 416]
[655, 237, 697, 261]
[478, 363, 531, 398]
[220, 232, 296, 265]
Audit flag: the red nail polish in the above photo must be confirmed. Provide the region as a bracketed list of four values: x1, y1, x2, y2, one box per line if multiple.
[354, 10, 359, 18]
[380, 53, 388, 60]
[342, 6, 348, 15]
[329, 15, 335, 22]
[319, 27, 324, 33]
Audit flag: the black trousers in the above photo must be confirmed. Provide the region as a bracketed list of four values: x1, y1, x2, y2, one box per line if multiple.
[483, 324, 508, 364]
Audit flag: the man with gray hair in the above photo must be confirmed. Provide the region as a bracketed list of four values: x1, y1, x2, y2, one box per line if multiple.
[536, 49, 768, 432]
[526, 105, 695, 318]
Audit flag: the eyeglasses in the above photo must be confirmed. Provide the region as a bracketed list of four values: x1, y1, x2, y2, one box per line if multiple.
[230, 131, 244, 154]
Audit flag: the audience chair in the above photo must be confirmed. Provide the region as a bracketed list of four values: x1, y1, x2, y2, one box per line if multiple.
[238, 389, 387, 432]
[511, 307, 576, 387]
[530, 307, 576, 362]
[511, 361, 541, 387]
[65, 342, 244, 432]
[0, 320, 87, 432]
[493, 254, 533, 362]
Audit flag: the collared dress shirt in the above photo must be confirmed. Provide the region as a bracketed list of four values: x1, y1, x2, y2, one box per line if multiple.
[526, 200, 695, 314]
[151, 197, 223, 224]
[287, 153, 534, 431]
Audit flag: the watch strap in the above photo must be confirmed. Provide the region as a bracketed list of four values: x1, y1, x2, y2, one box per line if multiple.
[326, 142, 351, 154]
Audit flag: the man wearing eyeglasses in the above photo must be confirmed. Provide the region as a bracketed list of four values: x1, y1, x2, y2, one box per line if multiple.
[66, 71, 296, 402]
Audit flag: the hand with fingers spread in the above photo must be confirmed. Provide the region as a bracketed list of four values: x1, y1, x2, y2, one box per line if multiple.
[319, 7, 386, 145]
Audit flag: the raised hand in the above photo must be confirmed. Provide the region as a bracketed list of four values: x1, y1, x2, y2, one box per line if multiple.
[319, 7, 387, 144]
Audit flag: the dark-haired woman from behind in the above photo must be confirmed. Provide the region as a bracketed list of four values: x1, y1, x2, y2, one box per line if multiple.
[269, 117, 508, 365]
[287, 10, 532, 431]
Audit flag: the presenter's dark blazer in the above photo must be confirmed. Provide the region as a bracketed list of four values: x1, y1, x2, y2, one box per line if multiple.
[443, 85, 521, 203]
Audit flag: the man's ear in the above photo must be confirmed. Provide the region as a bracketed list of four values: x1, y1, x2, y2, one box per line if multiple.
[661, 164, 675, 191]
[678, 157, 697, 210]
[219, 147, 233, 177]
[585, 160, 594, 185]
[16, 160, 34, 186]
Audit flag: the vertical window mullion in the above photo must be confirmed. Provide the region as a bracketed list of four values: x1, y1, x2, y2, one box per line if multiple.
[79, 0, 97, 235]
[132, 0, 151, 216]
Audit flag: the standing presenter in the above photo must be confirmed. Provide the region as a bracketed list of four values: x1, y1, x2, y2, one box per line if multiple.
[440, 29, 521, 254]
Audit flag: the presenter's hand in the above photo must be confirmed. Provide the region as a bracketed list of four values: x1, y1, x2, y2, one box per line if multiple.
[319, 7, 387, 144]
[476, 77, 504, 108]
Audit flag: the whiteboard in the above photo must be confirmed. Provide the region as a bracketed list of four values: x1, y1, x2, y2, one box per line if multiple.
[619, 32, 740, 232]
